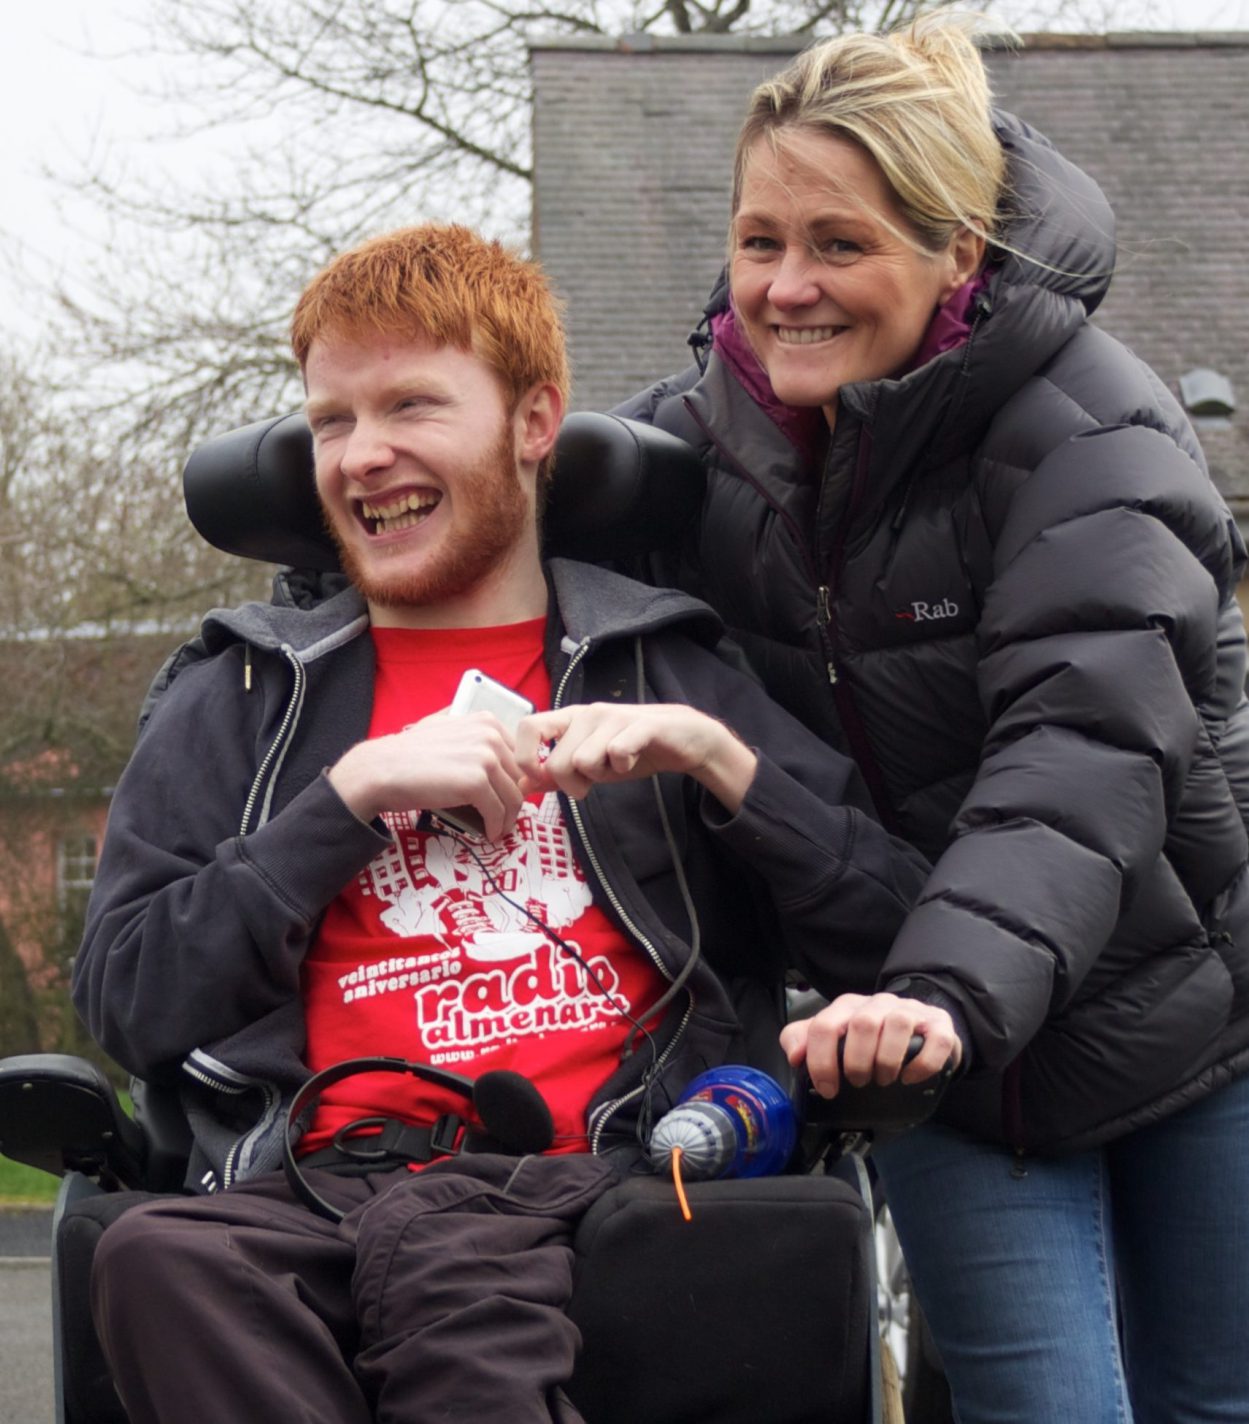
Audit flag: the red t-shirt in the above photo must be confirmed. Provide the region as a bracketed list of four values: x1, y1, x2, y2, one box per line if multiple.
[299, 619, 668, 1157]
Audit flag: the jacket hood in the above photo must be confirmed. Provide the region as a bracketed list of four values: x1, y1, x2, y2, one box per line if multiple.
[548, 558, 724, 649]
[990, 109, 1115, 318]
[189, 562, 723, 668]
[198, 584, 371, 661]
[136, 584, 372, 734]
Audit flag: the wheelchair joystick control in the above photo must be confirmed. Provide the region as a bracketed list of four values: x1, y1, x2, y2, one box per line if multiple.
[648, 1066, 799, 1182]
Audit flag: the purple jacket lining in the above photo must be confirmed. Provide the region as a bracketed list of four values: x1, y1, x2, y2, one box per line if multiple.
[709, 273, 988, 468]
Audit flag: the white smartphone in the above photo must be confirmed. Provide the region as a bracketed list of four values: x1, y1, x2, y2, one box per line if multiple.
[435, 669, 536, 838]
[448, 668, 535, 730]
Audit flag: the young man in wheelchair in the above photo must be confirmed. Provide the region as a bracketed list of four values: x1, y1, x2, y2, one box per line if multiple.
[72, 223, 948, 1424]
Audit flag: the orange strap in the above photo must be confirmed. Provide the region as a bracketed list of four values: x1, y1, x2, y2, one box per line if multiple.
[671, 1146, 693, 1223]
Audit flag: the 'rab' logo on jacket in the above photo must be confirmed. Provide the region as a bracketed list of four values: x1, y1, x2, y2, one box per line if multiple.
[895, 597, 961, 623]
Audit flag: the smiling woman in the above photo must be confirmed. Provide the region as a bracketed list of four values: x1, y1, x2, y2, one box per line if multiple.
[616, 11, 1249, 1424]
[729, 128, 982, 422]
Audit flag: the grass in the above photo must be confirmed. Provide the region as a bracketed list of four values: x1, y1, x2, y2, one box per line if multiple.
[0, 1154, 60, 1206]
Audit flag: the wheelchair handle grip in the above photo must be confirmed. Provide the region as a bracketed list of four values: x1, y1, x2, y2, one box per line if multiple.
[799, 1033, 955, 1136]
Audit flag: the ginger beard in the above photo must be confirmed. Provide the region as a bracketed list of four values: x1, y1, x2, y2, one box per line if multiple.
[320, 423, 531, 612]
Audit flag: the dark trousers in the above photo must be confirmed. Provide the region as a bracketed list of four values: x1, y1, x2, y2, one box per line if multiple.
[90, 1153, 620, 1424]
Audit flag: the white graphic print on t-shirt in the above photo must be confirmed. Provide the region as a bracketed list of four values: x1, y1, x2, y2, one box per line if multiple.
[343, 792, 631, 1056]
[364, 793, 592, 949]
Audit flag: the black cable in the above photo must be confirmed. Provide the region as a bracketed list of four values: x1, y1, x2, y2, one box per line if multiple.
[423, 817, 664, 1095]
[423, 652, 709, 1152]
[623, 636, 704, 1045]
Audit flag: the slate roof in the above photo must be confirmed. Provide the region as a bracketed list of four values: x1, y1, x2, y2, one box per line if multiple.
[530, 32, 1249, 517]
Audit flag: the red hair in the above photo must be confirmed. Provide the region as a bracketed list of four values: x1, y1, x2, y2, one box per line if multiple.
[291, 224, 570, 409]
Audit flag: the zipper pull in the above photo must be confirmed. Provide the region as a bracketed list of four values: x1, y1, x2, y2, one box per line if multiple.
[817, 589, 838, 682]
[244, 645, 253, 693]
[891, 480, 915, 534]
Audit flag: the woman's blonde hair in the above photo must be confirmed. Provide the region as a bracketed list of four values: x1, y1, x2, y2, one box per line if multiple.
[731, 11, 1011, 253]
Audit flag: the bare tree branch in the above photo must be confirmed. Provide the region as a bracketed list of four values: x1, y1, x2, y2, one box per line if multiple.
[35, 1, 974, 496]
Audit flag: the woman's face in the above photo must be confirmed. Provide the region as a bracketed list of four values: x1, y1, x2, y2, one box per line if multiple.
[730, 129, 980, 424]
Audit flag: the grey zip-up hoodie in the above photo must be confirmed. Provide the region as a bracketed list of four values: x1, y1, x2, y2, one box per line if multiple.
[74, 559, 927, 1191]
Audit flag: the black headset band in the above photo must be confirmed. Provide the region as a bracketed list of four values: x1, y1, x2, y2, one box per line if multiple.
[284, 1056, 479, 1222]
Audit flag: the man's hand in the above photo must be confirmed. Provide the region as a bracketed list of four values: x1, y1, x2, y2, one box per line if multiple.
[515, 703, 758, 813]
[780, 992, 962, 1099]
[327, 710, 526, 842]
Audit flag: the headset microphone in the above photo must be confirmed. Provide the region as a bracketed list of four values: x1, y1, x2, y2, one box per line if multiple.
[284, 1056, 554, 1221]
[472, 1069, 555, 1155]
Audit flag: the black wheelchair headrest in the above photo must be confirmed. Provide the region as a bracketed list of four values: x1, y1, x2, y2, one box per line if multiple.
[182, 411, 704, 570]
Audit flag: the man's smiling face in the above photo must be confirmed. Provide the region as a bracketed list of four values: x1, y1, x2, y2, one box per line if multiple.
[306, 332, 543, 628]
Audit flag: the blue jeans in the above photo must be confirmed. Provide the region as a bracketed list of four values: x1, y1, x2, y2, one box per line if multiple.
[873, 1074, 1249, 1424]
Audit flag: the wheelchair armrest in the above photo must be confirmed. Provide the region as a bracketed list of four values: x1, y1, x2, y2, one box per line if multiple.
[0, 1054, 147, 1188]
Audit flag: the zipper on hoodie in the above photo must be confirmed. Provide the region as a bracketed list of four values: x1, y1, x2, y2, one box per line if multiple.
[222, 1080, 280, 1190]
[682, 398, 896, 827]
[588, 999, 695, 1154]
[182, 1056, 258, 1192]
[552, 636, 695, 1151]
[552, 638, 683, 991]
[183, 1053, 280, 1192]
[239, 645, 307, 835]
[183, 1059, 251, 1097]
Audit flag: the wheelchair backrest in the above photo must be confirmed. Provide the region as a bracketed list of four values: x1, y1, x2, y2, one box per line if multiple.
[182, 411, 705, 569]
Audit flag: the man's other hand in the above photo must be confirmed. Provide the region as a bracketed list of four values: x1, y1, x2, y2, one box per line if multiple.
[515, 703, 758, 813]
[328, 710, 526, 842]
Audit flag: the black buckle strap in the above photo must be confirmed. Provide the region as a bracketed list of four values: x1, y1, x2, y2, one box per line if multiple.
[429, 1113, 466, 1157]
[328, 1112, 469, 1166]
[283, 1055, 551, 1222]
[297, 1111, 513, 1188]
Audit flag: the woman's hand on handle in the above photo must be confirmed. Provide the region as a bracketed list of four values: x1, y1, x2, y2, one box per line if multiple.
[780, 992, 963, 1099]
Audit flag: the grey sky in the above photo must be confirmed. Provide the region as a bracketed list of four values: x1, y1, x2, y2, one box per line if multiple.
[1, 0, 1246, 347]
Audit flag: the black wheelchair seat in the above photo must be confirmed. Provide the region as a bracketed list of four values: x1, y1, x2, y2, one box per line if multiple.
[181, 409, 707, 571]
[38, 1162, 875, 1424]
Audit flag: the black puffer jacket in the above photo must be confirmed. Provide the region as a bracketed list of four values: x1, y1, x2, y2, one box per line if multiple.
[618, 112, 1249, 1154]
